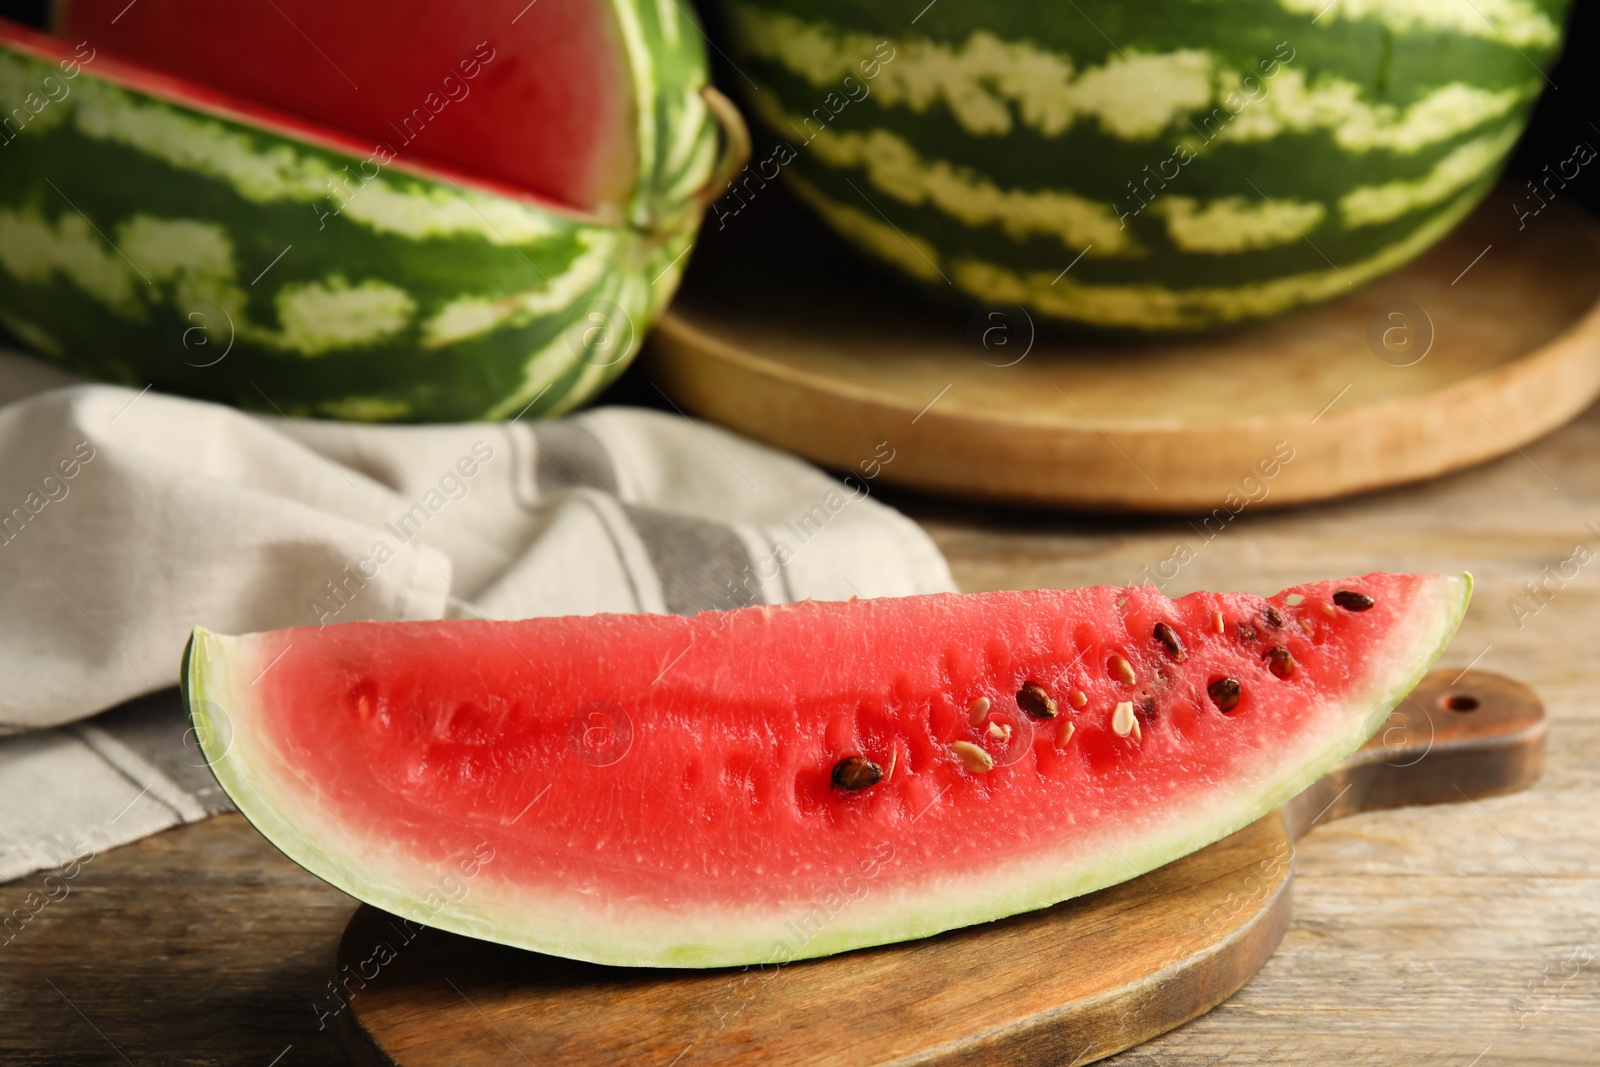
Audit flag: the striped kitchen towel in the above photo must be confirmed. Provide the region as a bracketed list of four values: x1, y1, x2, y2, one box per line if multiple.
[0, 350, 953, 884]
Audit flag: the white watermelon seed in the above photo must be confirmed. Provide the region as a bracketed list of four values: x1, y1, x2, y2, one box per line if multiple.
[1212, 610, 1225, 634]
[952, 741, 995, 774]
[1113, 701, 1138, 739]
[1057, 719, 1076, 747]
[967, 696, 991, 726]
[1109, 655, 1137, 686]
[988, 721, 1012, 742]
[1069, 689, 1088, 708]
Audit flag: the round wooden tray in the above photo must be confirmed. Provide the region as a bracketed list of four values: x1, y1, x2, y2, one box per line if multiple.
[646, 186, 1600, 511]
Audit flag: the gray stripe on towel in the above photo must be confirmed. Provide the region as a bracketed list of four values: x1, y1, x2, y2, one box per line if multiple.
[85, 690, 234, 816]
[623, 506, 759, 615]
[533, 422, 617, 495]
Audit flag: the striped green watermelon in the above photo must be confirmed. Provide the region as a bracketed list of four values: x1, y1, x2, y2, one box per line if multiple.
[184, 571, 1468, 967]
[713, 0, 1569, 330]
[0, 4, 744, 421]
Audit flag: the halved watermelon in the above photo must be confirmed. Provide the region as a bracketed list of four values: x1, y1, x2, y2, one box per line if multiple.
[183, 572, 1470, 968]
[0, 2, 740, 421]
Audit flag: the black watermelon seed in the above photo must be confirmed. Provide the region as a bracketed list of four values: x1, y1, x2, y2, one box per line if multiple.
[1207, 678, 1242, 713]
[1238, 622, 1258, 641]
[1332, 590, 1375, 611]
[1265, 647, 1294, 679]
[1262, 605, 1285, 628]
[1016, 682, 1059, 719]
[1152, 622, 1185, 661]
[832, 757, 883, 791]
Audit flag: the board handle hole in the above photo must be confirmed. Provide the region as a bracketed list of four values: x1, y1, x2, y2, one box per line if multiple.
[1439, 692, 1480, 713]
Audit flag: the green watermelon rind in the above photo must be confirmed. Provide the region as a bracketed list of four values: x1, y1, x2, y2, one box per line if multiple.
[716, 0, 1568, 330]
[182, 573, 1471, 968]
[0, 6, 720, 422]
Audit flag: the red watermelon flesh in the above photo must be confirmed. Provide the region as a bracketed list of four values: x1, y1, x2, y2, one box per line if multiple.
[184, 572, 1470, 967]
[55, 0, 638, 214]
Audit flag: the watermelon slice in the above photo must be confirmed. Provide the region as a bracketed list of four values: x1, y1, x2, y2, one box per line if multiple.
[183, 572, 1469, 968]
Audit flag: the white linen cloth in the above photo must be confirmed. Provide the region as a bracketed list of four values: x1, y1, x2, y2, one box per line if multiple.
[0, 350, 954, 883]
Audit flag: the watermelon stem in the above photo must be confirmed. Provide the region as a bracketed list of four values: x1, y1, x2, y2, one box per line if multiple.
[690, 86, 751, 212]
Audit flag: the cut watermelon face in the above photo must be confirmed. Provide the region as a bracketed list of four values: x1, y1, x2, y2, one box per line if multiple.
[184, 572, 1470, 968]
[55, 0, 639, 215]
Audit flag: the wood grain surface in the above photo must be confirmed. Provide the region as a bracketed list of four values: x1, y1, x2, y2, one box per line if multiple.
[647, 185, 1600, 511]
[342, 819, 1298, 1067]
[6, 401, 1600, 1065]
[331, 670, 1543, 1067]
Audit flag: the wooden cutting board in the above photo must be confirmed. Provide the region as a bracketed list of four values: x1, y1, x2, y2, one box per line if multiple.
[337, 667, 1545, 1067]
[645, 186, 1600, 511]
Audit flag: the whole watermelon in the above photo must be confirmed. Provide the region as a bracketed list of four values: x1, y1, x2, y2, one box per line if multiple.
[714, 0, 1570, 330]
[0, 2, 740, 421]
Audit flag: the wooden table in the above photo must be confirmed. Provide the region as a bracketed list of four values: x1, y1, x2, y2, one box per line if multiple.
[6, 404, 1600, 1066]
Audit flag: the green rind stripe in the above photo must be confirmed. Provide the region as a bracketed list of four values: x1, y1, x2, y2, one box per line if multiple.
[725, 0, 1564, 66]
[792, 171, 1489, 328]
[729, 3, 1547, 148]
[950, 188, 1488, 329]
[1279, 0, 1561, 49]
[617, 0, 721, 231]
[782, 127, 1511, 290]
[747, 57, 1538, 204]
[56, 70, 568, 247]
